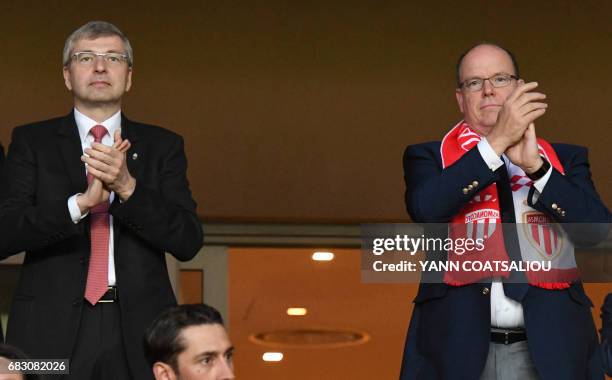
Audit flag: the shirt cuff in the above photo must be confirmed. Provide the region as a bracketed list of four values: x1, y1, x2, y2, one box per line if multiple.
[530, 165, 553, 203]
[68, 194, 88, 224]
[477, 138, 504, 171]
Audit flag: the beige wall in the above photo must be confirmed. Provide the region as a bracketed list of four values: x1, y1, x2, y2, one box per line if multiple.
[0, 1, 610, 222]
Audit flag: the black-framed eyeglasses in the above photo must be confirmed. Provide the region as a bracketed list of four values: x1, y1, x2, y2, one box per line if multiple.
[460, 74, 518, 92]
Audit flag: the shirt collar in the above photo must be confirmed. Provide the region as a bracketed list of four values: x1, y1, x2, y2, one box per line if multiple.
[73, 107, 122, 145]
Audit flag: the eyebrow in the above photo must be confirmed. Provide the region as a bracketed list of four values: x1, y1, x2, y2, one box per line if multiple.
[75, 49, 125, 54]
[464, 72, 511, 80]
[194, 346, 235, 360]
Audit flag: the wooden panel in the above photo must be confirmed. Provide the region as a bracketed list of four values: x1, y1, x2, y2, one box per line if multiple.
[0, 1, 611, 222]
[179, 269, 204, 305]
[229, 247, 415, 379]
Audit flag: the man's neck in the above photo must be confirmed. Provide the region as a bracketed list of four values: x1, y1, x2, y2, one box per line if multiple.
[74, 101, 121, 123]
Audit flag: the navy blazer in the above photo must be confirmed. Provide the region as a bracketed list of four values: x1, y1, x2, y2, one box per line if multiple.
[400, 141, 611, 380]
[602, 293, 612, 376]
[0, 141, 3, 343]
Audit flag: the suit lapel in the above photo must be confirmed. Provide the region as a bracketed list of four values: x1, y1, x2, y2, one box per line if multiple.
[496, 165, 516, 223]
[58, 111, 88, 193]
[121, 115, 142, 181]
[113, 115, 143, 245]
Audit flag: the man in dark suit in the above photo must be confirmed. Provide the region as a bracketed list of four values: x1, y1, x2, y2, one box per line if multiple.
[400, 43, 611, 379]
[0, 21, 203, 379]
[0, 141, 3, 343]
[603, 293, 612, 376]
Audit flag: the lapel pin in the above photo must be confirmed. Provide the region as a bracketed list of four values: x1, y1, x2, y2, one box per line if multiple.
[132, 153, 138, 160]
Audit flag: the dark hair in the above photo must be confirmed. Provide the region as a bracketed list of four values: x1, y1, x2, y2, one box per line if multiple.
[0, 343, 39, 380]
[143, 304, 224, 371]
[455, 42, 520, 87]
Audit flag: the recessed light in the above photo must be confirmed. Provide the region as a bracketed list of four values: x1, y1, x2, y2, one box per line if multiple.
[286, 307, 307, 316]
[262, 352, 284, 362]
[312, 251, 334, 261]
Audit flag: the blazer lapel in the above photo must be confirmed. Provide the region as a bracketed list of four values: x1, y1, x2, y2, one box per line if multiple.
[495, 165, 516, 223]
[113, 115, 142, 245]
[121, 115, 142, 180]
[58, 111, 88, 193]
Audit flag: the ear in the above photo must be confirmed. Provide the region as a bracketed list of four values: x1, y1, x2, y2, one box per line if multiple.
[455, 88, 465, 114]
[125, 67, 133, 93]
[63, 66, 73, 91]
[152, 362, 177, 380]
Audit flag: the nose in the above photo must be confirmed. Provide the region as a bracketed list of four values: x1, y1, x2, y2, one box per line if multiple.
[219, 358, 235, 380]
[93, 55, 107, 72]
[482, 78, 495, 96]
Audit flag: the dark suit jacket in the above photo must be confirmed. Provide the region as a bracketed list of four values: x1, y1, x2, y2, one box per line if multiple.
[400, 142, 611, 380]
[602, 293, 612, 376]
[0, 141, 3, 343]
[0, 112, 204, 379]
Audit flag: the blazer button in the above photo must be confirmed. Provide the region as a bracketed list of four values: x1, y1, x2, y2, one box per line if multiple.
[551, 203, 558, 210]
[468, 184, 473, 190]
[462, 188, 469, 194]
[482, 287, 490, 295]
[561, 210, 566, 216]
[472, 181, 479, 187]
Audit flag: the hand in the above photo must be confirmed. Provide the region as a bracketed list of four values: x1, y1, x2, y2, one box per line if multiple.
[76, 177, 110, 213]
[487, 81, 547, 156]
[81, 130, 135, 203]
[77, 134, 131, 212]
[505, 122, 544, 174]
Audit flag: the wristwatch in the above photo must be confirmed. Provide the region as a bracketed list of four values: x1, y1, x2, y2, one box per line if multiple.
[526, 158, 551, 181]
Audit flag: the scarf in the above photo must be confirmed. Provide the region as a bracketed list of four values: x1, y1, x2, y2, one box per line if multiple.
[439, 121, 578, 289]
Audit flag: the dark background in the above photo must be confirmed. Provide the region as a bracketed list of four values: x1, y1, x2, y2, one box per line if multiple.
[1, 0, 610, 223]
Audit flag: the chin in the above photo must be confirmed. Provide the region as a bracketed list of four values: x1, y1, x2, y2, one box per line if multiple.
[85, 94, 121, 103]
[470, 124, 493, 136]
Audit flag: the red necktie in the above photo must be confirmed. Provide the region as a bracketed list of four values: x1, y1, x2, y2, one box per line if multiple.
[84, 125, 110, 305]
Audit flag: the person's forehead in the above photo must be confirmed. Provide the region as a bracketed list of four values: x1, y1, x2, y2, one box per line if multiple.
[72, 35, 125, 52]
[180, 324, 232, 355]
[460, 45, 514, 79]
[0, 358, 23, 380]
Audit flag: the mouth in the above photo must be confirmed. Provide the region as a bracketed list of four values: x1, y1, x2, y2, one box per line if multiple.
[90, 81, 111, 87]
[480, 104, 500, 110]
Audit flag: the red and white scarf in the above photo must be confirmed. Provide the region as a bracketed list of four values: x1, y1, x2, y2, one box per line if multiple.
[440, 121, 578, 289]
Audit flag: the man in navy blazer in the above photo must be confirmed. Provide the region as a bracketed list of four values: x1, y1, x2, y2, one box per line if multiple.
[603, 293, 612, 376]
[0, 141, 3, 343]
[400, 43, 611, 379]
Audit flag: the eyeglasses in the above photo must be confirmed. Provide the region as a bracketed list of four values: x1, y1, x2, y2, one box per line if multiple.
[71, 51, 129, 66]
[460, 74, 518, 92]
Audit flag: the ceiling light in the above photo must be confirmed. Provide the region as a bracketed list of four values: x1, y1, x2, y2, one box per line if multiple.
[312, 251, 334, 261]
[286, 307, 307, 316]
[262, 352, 284, 362]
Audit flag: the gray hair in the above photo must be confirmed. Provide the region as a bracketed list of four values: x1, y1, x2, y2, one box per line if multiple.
[63, 21, 133, 67]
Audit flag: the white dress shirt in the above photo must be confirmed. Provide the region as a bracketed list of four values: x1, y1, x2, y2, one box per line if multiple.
[477, 137, 553, 328]
[67, 107, 121, 286]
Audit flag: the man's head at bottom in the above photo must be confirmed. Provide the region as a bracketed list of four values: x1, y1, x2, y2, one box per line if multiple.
[144, 304, 234, 380]
[0, 344, 38, 380]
